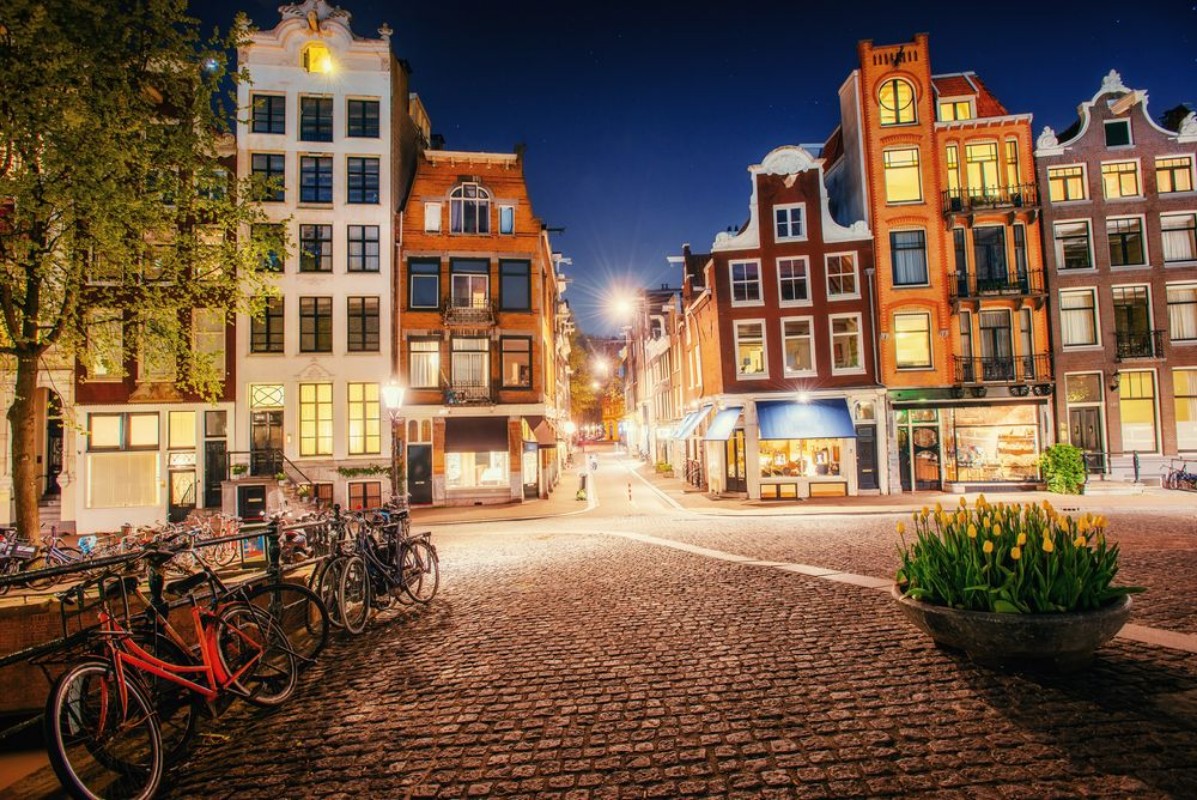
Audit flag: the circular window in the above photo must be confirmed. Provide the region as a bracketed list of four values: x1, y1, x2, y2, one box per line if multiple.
[879, 78, 916, 125]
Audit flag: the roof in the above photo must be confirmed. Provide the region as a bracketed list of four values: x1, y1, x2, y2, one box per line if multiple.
[932, 72, 1009, 118]
[821, 127, 844, 167]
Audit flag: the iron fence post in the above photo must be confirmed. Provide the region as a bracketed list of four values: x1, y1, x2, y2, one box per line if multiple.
[265, 517, 281, 582]
[1133, 451, 1140, 483]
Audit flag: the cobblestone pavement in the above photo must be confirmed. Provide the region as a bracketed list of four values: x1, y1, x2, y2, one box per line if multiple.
[153, 455, 1197, 799]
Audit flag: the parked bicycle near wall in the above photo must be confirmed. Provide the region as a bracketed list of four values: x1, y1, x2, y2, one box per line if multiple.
[0, 527, 39, 595]
[1163, 460, 1197, 491]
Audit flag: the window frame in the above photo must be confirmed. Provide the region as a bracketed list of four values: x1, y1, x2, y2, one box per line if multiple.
[773, 203, 807, 243]
[732, 319, 768, 380]
[346, 296, 380, 353]
[424, 202, 442, 233]
[1046, 164, 1089, 203]
[88, 412, 161, 452]
[1058, 287, 1101, 349]
[408, 259, 441, 310]
[299, 95, 333, 143]
[498, 205, 515, 235]
[1156, 155, 1195, 195]
[780, 315, 816, 378]
[408, 338, 441, 389]
[499, 336, 533, 388]
[347, 481, 382, 511]
[251, 94, 286, 135]
[776, 256, 811, 307]
[1161, 212, 1197, 264]
[1054, 219, 1095, 271]
[728, 259, 763, 307]
[250, 296, 285, 354]
[346, 225, 380, 272]
[882, 146, 923, 204]
[345, 98, 380, 139]
[829, 313, 866, 375]
[937, 98, 973, 122]
[889, 230, 929, 287]
[1118, 369, 1160, 454]
[1166, 282, 1197, 343]
[298, 296, 333, 354]
[449, 182, 491, 234]
[825, 252, 861, 299]
[298, 382, 334, 457]
[1106, 215, 1149, 268]
[346, 156, 380, 204]
[298, 155, 333, 204]
[298, 224, 333, 273]
[1103, 119, 1133, 148]
[878, 77, 917, 126]
[250, 152, 285, 202]
[1101, 159, 1142, 200]
[1174, 368, 1197, 450]
[450, 336, 491, 389]
[346, 382, 381, 456]
[893, 311, 934, 370]
[498, 259, 532, 312]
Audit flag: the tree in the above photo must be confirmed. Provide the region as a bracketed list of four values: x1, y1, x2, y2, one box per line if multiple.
[567, 330, 599, 421]
[0, 0, 282, 534]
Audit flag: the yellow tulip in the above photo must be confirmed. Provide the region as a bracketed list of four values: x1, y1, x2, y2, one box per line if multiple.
[1011, 546, 1021, 561]
[1074, 535, 1086, 548]
[983, 540, 994, 554]
[959, 497, 968, 508]
[897, 522, 906, 535]
[921, 506, 930, 517]
[967, 524, 977, 539]
[1017, 532, 1027, 546]
[991, 523, 1001, 538]
[1043, 537, 1055, 553]
[934, 502, 943, 515]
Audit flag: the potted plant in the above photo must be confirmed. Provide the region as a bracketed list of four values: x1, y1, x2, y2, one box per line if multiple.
[1039, 443, 1086, 494]
[230, 464, 248, 478]
[655, 461, 674, 478]
[296, 484, 312, 501]
[894, 497, 1143, 671]
[275, 471, 288, 486]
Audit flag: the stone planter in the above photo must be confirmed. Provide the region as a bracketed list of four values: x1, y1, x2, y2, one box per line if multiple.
[892, 586, 1132, 672]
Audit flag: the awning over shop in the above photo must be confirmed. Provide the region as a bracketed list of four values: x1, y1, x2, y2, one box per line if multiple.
[756, 399, 857, 440]
[445, 416, 510, 453]
[673, 404, 713, 440]
[704, 407, 743, 441]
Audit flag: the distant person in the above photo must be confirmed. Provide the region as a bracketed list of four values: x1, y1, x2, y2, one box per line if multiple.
[589, 455, 598, 472]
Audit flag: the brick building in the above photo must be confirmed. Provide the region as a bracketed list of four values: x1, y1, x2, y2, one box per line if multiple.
[1036, 71, 1197, 479]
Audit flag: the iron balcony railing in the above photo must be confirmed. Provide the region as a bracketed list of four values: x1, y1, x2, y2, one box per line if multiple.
[954, 353, 1052, 385]
[442, 297, 495, 326]
[444, 383, 493, 406]
[1115, 330, 1166, 361]
[950, 268, 1046, 302]
[942, 183, 1040, 216]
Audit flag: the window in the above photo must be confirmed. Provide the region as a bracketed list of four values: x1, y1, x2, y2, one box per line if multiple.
[972, 226, 1007, 283]
[251, 297, 284, 353]
[346, 297, 380, 352]
[1162, 213, 1197, 263]
[781, 318, 814, 376]
[978, 310, 1014, 377]
[450, 259, 489, 308]
[890, 230, 928, 286]
[252, 223, 283, 272]
[1167, 284, 1197, 341]
[501, 337, 532, 387]
[1174, 370, 1197, 450]
[140, 310, 177, 382]
[88, 412, 159, 451]
[894, 313, 932, 369]
[445, 453, 509, 489]
[1102, 161, 1140, 199]
[959, 309, 974, 365]
[299, 224, 332, 272]
[777, 257, 809, 305]
[300, 96, 333, 142]
[945, 144, 960, 197]
[409, 339, 440, 388]
[347, 225, 379, 272]
[347, 482, 382, 510]
[1119, 371, 1157, 452]
[346, 99, 380, 138]
[938, 100, 972, 121]
[192, 309, 225, 373]
[298, 383, 333, 456]
[450, 183, 490, 233]
[1005, 139, 1021, 189]
[883, 148, 922, 202]
[299, 297, 332, 353]
[346, 157, 380, 204]
[347, 383, 380, 455]
[1104, 119, 1131, 148]
[451, 338, 490, 387]
[878, 78, 916, 125]
[251, 94, 285, 134]
[1112, 286, 1151, 355]
[409, 259, 440, 309]
[87, 452, 159, 509]
[499, 260, 531, 311]
[1054, 220, 1093, 270]
[1156, 156, 1194, 194]
[774, 204, 805, 241]
[1047, 165, 1087, 202]
[299, 156, 333, 203]
[85, 309, 123, 380]
[826, 253, 858, 298]
[499, 205, 515, 234]
[952, 228, 968, 284]
[734, 321, 765, 377]
[1012, 224, 1028, 276]
[302, 42, 332, 74]
[168, 411, 196, 450]
[424, 202, 442, 233]
[313, 483, 334, 507]
[1107, 218, 1146, 267]
[1060, 289, 1098, 347]
[729, 261, 761, 305]
[830, 315, 863, 373]
[965, 143, 1000, 197]
[251, 153, 284, 202]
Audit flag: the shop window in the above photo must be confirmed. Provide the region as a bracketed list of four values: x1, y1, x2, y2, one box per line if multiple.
[1119, 371, 1158, 452]
[759, 438, 841, 478]
[446, 451, 510, 489]
[1174, 370, 1197, 450]
[944, 405, 1039, 483]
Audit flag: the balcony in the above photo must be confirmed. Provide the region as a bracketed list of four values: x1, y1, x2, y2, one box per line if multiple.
[954, 353, 1053, 390]
[442, 298, 494, 327]
[1115, 330, 1166, 361]
[444, 383, 493, 406]
[950, 268, 1046, 305]
[942, 183, 1039, 218]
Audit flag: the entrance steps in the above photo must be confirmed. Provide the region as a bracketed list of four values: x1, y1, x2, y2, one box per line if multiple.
[1082, 480, 1146, 496]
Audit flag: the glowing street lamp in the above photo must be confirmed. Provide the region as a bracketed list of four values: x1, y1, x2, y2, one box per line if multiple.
[382, 381, 406, 502]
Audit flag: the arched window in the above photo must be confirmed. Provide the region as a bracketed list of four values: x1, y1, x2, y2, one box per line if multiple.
[302, 43, 333, 74]
[450, 183, 491, 234]
[878, 78, 916, 126]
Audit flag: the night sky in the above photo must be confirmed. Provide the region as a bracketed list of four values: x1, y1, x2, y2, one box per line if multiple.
[198, 0, 1196, 335]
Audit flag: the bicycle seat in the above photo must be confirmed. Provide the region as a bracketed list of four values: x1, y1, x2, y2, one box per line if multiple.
[165, 572, 208, 597]
[142, 546, 184, 566]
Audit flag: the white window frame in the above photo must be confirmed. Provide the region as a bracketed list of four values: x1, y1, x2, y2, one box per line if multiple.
[776, 256, 811, 307]
[423, 202, 441, 233]
[780, 315, 816, 378]
[893, 311, 934, 371]
[1161, 210, 1197, 265]
[936, 97, 975, 122]
[1103, 119, 1133, 149]
[829, 312, 866, 375]
[1046, 163, 1089, 203]
[729, 259, 763, 307]
[1059, 287, 1101, 350]
[1173, 368, 1197, 451]
[1053, 218, 1095, 271]
[1168, 282, 1197, 343]
[1106, 214, 1150, 268]
[1100, 158, 1142, 200]
[1118, 368, 1160, 455]
[825, 252, 860, 300]
[733, 319, 768, 380]
[498, 204, 515, 235]
[773, 203, 807, 243]
[1155, 154, 1196, 195]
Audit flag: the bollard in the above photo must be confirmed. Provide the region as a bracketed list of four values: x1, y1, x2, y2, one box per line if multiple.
[1133, 451, 1140, 483]
[265, 517, 282, 581]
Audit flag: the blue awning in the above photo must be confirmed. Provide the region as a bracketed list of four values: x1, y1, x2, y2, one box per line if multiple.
[704, 407, 743, 441]
[756, 399, 857, 440]
[673, 405, 712, 440]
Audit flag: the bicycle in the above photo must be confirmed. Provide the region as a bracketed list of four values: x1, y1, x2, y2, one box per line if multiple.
[27, 527, 86, 589]
[44, 553, 298, 800]
[1164, 460, 1197, 491]
[0, 527, 39, 595]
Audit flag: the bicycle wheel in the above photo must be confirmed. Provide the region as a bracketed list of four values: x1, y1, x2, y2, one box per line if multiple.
[314, 556, 345, 628]
[215, 604, 298, 707]
[244, 582, 329, 667]
[337, 555, 371, 634]
[44, 660, 163, 800]
[129, 632, 201, 766]
[402, 540, 440, 604]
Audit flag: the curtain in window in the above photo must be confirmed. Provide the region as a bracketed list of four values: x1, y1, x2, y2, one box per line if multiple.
[890, 231, 927, 285]
[410, 341, 440, 388]
[1060, 292, 1096, 345]
[1168, 286, 1197, 341]
[1162, 215, 1197, 262]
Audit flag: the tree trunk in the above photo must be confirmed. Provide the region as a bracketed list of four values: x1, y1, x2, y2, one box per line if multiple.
[7, 353, 41, 537]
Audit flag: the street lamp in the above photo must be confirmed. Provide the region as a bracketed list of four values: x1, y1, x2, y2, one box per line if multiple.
[381, 381, 406, 503]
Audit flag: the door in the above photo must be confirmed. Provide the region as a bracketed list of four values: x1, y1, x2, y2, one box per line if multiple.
[897, 426, 913, 492]
[204, 440, 227, 508]
[44, 391, 63, 497]
[251, 410, 283, 476]
[912, 425, 941, 490]
[168, 471, 197, 523]
[522, 443, 539, 499]
[725, 430, 747, 493]
[979, 310, 1014, 381]
[856, 425, 878, 491]
[407, 444, 433, 504]
[237, 483, 267, 522]
[1069, 407, 1105, 473]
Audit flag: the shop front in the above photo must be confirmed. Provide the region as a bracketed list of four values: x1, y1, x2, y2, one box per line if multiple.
[443, 416, 512, 505]
[755, 399, 858, 499]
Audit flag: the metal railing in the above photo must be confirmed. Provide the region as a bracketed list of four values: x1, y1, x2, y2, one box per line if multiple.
[1114, 329, 1166, 361]
[953, 353, 1052, 384]
[442, 297, 494, 326]
[227, 448, 313, 485]
[942, 183, 1039, 215]
[444, 383, 493, 406]
[950, 268, 1045, 302]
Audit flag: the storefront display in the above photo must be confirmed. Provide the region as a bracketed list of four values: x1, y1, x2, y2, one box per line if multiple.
[759, 438, 842, 478]
[446, 451, 509, 489]
[943, 405, 1040, 483]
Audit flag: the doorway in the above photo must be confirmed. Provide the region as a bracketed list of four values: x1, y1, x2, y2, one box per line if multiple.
[725, 429, 747, 493]
[407, 444, 432, 504]
[168, 471, 197, 523]
[1069, 407, 1105, 473]
[856, 424, 878, 491]
[251, 410, 283, 476]
[44, 390, 64, 497]
[896, 409, 942, 491]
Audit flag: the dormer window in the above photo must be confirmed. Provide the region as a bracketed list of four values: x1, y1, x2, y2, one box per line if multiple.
[878, 78, 916, 126]
[937, 99, 973, 121]
[302, 43, 333, 74]
[450, 183, 491, 234]
[773, 203, 806, 242]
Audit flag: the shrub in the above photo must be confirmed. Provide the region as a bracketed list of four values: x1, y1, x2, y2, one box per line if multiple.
[655, 462, 673, 474]
[1039, 443, 1087, 494]
[895, 497, 1143, 613]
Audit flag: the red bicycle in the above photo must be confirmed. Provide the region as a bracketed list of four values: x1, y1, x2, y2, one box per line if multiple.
[43, 550, 297, 800]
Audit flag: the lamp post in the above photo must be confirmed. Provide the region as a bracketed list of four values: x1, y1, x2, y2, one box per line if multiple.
[381, 381, 406, 503]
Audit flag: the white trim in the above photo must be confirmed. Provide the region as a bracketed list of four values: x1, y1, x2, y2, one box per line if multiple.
[829, 312, 866, 375]
[728, 259, 764, 308]
[1099, 157, 1143, 200]
[1155, 154, 1196, 195]
[733, 319, 769, 380]
[1045, 162, 1090, 203]
[1053, 218, 1095, 272]
[779, 315, 817, 378]
[1059, 286, 1101, 349]
[1116, 368, 1161, 456]
[1105, 213, 1150, 268]
[776, 256, 812, 308]
[773, 202, 808, 243]
[825, 251, 861, 301]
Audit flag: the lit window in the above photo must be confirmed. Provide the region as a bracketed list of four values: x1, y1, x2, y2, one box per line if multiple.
[729, 260, 762, 305]
[1119, 371, 1157, 452]
[408, 339, 440, 388]
[781, 318, 814, 376]
[1054, 220, 1093, 270]
[168, 411, 196, 450]
[1166, 284, 1197, 342]
[1005, 139, 1021, 189]
[451, 338, 490, 389]
[1157, 156, 1194, 194]
[302, 43, 333, 74]
[1107, 218, 1146, 267]
[1047, 165, 1087, 202]
[1101, 161, 1140, 199]
[878, 78, 916, 126]
[938, 100, 972, 121]
[1162, 213, 1197, 263]
[501, 337, 532, 388]
[945, 144, 960, 198]
[965, 143, 999, 198]
[347, 383, 381, 455]
[883, 148, 921, 203]
[774, 204, 805, 241]
[347, 482, 381, 510]
[1174, 370, 1197, 450]
[734, 321, 766, 377]
[830, 315, 863, 372]
[299, 383, 333, 456]
[894, 313, 932, 369]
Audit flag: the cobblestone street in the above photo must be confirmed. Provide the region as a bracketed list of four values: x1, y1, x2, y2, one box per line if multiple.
[149, 453, 1197, 799]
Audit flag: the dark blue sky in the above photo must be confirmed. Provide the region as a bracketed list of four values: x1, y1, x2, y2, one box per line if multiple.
[201, 0, 1196, 334]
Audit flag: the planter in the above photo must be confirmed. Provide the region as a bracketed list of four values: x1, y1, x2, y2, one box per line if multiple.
[893, 586, 1132, 672]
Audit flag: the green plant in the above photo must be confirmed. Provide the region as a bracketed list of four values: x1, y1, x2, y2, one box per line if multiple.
[655, 462, 673, 473]
[231, 464, 248, 476]
[296, 484, 312, 499]
[1039, 443, 1087, 494]
[895, 497, 1143, 614]
[274, 472, 287, 482]
[334, 464, 389, 479]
